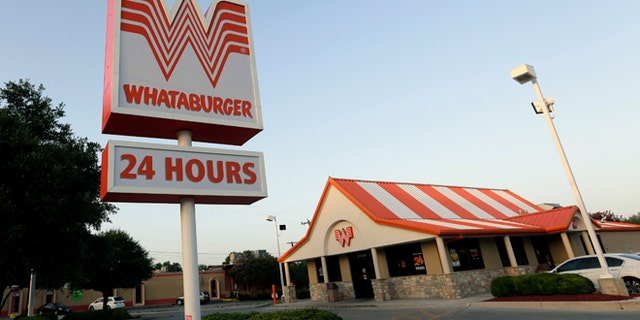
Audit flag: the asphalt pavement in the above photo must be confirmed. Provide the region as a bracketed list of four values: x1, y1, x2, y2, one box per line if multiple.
[266, 292, 640, 311]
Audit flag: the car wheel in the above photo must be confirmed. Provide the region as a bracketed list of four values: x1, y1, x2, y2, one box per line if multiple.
[177, 300, 183, 306]
[106, 306, 111, 310]
[623, 277, 640, 294]
[89, 306, 94, 311]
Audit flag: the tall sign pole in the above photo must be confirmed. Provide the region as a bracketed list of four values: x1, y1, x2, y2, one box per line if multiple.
[178, 130, 200, 320]
[101, 1, 267, 319]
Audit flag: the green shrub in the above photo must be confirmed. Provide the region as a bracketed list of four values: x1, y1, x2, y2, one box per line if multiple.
[491, 273, 595, 297]
[202, 308, 342, 320]
[490, 276, 517, 297]
[555, 273, 595, 294]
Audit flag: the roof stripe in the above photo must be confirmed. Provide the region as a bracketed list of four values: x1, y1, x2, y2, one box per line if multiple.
[398, 184, 459, 219]
[478, 189, 521, 217]
[492, 189, 541, 214]
[432, 186, 487, 219]
[414, 185, 467, 219]
[379, 183, 442, 219]
[356, 181, 422, 219]
[337, 180, 398, 219]
[447, 187, 504, 219]
[464, 188, 513, 219]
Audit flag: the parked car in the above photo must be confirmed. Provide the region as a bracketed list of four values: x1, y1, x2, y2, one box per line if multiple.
[38, 302, 71, 315]
[176, 291, 210, 305]
[549, 253, 640, 294]
[88, 296, 125, 310]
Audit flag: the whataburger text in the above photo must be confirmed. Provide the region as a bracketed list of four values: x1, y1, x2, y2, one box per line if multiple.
[122, 83, 254, 118]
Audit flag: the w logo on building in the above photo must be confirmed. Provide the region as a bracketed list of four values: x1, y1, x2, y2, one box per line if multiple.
[335, 226, 354, 247]
[120, 0, 250, 89]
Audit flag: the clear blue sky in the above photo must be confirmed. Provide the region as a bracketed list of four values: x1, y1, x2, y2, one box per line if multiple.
[2, 1, 639, 265]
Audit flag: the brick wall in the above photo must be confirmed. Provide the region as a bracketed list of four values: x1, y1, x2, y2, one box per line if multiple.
[309, 266, 536, 302]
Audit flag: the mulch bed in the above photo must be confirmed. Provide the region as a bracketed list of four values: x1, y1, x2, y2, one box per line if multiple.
[485, 293, 640, 302]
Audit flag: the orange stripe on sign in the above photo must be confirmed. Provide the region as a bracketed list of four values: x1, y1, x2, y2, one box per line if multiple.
[450, 188, 511, 219]
[378, 183, 442, 219]
[415, 185, 477, 219]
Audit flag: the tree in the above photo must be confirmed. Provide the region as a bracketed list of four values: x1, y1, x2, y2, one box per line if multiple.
[153, 261, 183, 272]
[624, 212, 640, 225]
[589, 210, 623, 222]
[0, 80, 116, 295]
[78, 229, 153, 309]
[228, 252, 279, 296]
[288, 261, 309, 288]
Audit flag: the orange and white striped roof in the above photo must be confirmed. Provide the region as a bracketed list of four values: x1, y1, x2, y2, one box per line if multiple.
[278, 177, 640, 262]
[333, 178, 541, 219]
[329, 178, 551, 235]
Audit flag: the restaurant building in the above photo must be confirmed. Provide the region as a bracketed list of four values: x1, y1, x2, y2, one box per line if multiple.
[278, 177, 640, 303]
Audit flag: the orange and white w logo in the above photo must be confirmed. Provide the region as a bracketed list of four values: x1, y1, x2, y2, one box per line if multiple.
[120, 0, 250, 88]
[334, 226, 354, 247]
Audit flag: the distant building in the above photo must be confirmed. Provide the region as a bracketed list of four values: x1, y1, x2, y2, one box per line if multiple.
[1, 270, 229, 317]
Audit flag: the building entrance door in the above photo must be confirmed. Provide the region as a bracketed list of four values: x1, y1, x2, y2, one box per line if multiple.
[348, 250, 375, 299]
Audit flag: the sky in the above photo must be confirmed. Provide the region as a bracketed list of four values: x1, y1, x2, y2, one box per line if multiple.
[1, 1, 639, 266]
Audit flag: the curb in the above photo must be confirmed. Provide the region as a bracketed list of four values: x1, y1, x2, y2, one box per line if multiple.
[471, 300, 640, 310]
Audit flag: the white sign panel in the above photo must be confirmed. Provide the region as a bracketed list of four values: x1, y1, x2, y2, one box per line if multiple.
[102, 0, 262, 145]
[101, 140, 267, 204]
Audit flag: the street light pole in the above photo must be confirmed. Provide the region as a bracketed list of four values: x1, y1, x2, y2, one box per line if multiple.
[510, 64, 612, 279]
[265, 215, 286, 300]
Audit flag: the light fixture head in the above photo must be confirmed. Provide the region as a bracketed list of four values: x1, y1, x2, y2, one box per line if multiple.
[265, 215, 275, 221]
[510, 64, 537, 84]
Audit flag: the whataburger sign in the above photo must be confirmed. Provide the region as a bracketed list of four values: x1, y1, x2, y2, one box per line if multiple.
[101, 0, 266, 204]
[102, 0, 262, 145]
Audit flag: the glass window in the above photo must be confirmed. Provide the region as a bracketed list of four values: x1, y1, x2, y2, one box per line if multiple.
[385, 243, 427, 277]
[557, 258, 583, 272]
[447, 238, 485, 271]
[606, 257, 623, 267]
[557, 257, 600, 272]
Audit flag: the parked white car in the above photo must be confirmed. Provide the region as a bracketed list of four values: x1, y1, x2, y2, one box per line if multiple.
[88, 296, 125, 310]
[549, 253, 640, 294]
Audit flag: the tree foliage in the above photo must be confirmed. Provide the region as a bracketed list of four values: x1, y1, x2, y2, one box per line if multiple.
[623, 212, 640, 225]
[589, 210, 623, 222]
[228, 251, 279, 296]
[153, 261, 183, 272]
[77, 229, 153, 309]
[590, 210, 640, 225]
[0, 80, 116, 292]
[288, 261, 309, 288]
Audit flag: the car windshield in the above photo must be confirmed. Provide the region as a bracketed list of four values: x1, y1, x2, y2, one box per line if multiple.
[114, 297, 124, 302]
